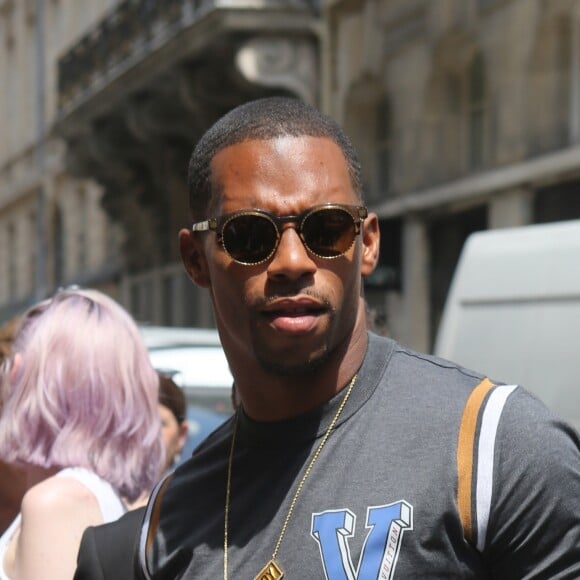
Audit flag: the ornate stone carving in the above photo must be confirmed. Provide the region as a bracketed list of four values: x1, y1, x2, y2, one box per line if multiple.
[235, 36, 318, 104]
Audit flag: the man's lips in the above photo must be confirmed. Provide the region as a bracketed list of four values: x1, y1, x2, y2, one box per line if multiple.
[261, 298, 326, 317]
[261, 299, 326, 333]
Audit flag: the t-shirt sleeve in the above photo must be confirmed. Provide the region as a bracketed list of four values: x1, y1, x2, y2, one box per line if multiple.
[482, 387, 580, 579]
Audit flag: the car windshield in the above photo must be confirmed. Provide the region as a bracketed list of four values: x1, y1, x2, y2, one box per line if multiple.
[141, 326, 234, 463]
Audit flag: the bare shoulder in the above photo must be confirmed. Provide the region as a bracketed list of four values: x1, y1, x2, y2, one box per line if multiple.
[15, 476, 106, 579]
[21, 474, 102, 522]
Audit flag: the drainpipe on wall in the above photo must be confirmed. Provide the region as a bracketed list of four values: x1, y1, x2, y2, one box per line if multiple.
[35, 0, 47, 301]
[319, 0, 336, 115]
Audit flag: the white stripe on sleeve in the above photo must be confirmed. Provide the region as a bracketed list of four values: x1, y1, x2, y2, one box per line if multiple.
[475, 384, 518, 551]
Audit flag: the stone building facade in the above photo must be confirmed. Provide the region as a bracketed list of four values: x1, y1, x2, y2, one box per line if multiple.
[326, 0, 580, 350]
[0, 0, 122, 319]
[1, 0, 579, 352]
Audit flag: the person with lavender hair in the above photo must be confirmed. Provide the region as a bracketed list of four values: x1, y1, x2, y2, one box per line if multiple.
[0, 288, 164, 580]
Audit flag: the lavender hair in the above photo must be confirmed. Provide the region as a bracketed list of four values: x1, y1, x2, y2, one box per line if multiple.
[0, 289, 164, 502]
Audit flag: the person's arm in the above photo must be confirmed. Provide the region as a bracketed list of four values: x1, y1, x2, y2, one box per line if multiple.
[483, 389, 580, 578]
[11, 476, 103, 580]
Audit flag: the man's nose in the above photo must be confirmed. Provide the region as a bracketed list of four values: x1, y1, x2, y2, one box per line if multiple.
[266, 226, 316, 280]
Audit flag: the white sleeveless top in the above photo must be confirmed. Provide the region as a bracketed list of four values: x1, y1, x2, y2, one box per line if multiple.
[0, 467, 126, 579]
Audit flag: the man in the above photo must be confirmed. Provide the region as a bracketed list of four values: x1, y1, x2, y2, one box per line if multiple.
[76, 97, 580, 579]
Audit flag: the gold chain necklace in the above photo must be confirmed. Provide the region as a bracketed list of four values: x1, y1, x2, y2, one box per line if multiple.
[224, 374, 358, 580]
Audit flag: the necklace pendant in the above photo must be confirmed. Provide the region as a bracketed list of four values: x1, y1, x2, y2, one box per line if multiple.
[254, 558, 284, 580]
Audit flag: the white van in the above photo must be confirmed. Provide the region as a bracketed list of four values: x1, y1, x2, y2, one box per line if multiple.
[434, 220, 580, 431]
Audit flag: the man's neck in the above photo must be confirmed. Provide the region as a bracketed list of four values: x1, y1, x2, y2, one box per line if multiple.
[235, 328, 368, 422]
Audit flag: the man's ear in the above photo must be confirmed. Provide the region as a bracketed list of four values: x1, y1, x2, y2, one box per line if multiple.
[179, 228, 211, 288]
[360, 212, 380, 278]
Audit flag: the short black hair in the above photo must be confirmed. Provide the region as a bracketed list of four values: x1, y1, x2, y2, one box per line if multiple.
[187, 97, 363, 219]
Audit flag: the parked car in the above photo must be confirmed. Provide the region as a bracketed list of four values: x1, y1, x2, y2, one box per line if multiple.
[434, 220, 580, 431]
[139, 326, 234, 462]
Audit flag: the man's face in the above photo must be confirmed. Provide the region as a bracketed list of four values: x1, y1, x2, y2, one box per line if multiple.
[183, 135, 378, 375]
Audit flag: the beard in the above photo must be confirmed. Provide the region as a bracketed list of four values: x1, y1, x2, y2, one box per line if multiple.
[243, 287, 342, 376]
[256, 345, 331, 377]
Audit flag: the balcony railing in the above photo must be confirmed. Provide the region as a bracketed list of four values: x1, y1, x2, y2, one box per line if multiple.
[57, 0, 319, 112]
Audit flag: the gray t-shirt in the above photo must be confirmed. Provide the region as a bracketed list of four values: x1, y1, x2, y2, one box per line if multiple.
[140, 333, 580, 579]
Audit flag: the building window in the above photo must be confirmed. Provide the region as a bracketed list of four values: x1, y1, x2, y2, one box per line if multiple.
[8, 223, 17, 297]
[467, 53, 487, 170]
[77, 187, 88, 271]
[52, 206, 65, 287]
[130, 277, 153, 324]
[443, 51, 488, 175]
[477, 0, 501, 10]
[29, 210, 37, 293]
[364, 217, 402, 292]
[441, 72, 462, 176]
[375, 96, 392, 196]
[162, 274, 175, 326]
[344, 81, 390, 202]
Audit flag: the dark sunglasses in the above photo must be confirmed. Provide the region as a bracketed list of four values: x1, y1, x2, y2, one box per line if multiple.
[191, 203, 368, 265]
